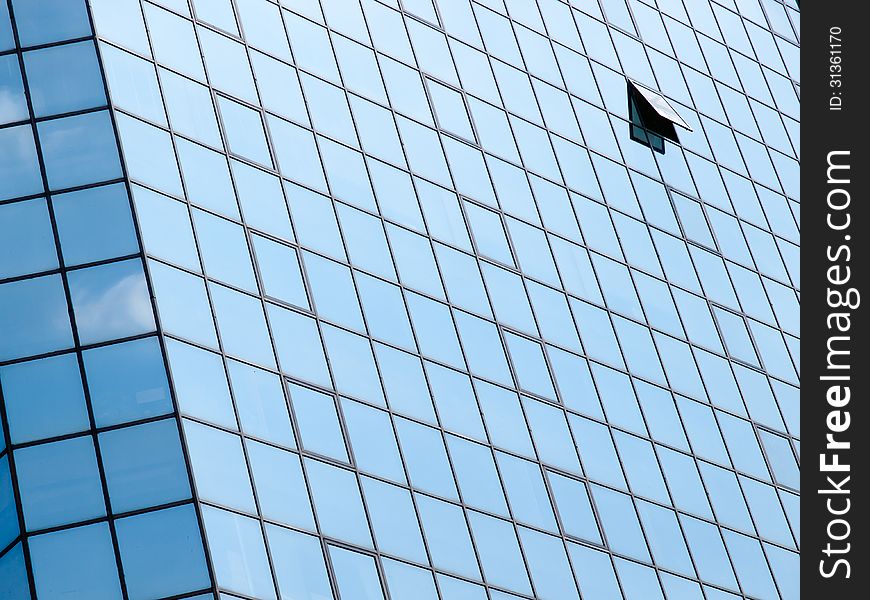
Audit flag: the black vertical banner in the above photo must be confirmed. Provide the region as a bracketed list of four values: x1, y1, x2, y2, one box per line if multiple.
[803, 1, 869, 597]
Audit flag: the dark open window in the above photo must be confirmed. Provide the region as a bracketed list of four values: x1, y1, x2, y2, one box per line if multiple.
[628, 80, 691, 153]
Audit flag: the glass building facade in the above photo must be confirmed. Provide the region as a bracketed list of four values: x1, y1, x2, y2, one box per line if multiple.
[0, 0, 799, 599]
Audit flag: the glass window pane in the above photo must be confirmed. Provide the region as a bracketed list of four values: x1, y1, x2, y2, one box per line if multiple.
[144, 3, 205, 80]
[548, 470, 600, 543]
[361, 476, 427, 563]
[328, 546, 385, 600]
[568, 542, 622, 600]
[100, 419, 191, 513]
[116, 114, 183, 196]
[447, 436, 507, 516]
[227, 360, 295, 447]
[172, 143, 237, 221]
[209, 283, 275, 368]
[0, 274, 73, 361]
[468, 511, 532, 595]
[0, 125, 42, 201]
[289, 383, 347, 462]
[341, 398, 406, 484]
[0, 198, 57, 279]
[0, 543, 28, 598]
[322, 325, 385, 405]
[160, 69, 221, 148]
[1, 353, 90, 444]
[16, 436, 105, 531]
[83, 336, 173, 427]
[24, 41, 105, 117]
[395, 418, 457, 500]
[305, 459, 372, 548]
[0, 54, 27, 125]
[518, 527, 580, 600]
[150, 262, 218, 348]
[496, 452, 557, 531]
[217, 96, 273, 166]
[252, 235, 308, 309]
[116, 505, 210, 600]
[233, 160, 293, 240]
[166, 339, 237, 428]
[202, 506, 276, 599]
[266, 525, 332, 600]
[68, 259, 155, 344]
[29, 523, 121, 600]
[383, 559, 438, 600]
[101, 45, 166, 125]
[38, 111, 122, 190]
[415, 494, 480, 580]
[266, 304, 331, 387]
[184, 420, 256, 513]
[591, 485, 649, 561]
[89, 0, 150, 56]
[0, 3, 14, 51]
[247, 442, 314, 530]
[11, 0, 91, 46]
[53, 183, 139, 266]
[199, 28, 257, 102]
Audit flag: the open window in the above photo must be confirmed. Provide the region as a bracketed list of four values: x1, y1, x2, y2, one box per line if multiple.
[627, 79, 691, 153]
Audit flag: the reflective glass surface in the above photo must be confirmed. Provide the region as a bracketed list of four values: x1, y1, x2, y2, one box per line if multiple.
[1, 0, 800, 597]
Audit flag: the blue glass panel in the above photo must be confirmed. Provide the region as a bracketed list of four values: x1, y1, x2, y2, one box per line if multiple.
[38, 111, 122, 190]
[101, 44, 166, 125]
[267, 304, 331, 387]
[0, 275, 72, 361]
[497, 452, 556, 531]
[0, 543, 29, 599]
[227, 360, 295, 447]
[519, 527, 581, 600]
[16, 436, 105, 531]
[83, 336, 173, 427]
[24, 41, 105, 117]
[0, 457, 18, 549]
[100, 419, 191, 513]
[116, 505, 210, 600]
[361, 477, 427, 563]
[0, 3, 13, 51]
[247, 442, 314, 530]
[1, 353, 89, 444]
[29, 523, 121, 600]
[184, 420, 256, 513]
[289, 383, 347, 462]
[202, 506, 276, 599]
[233, 160, 293, 241]
[569, 542, 622, 600]
[209, 283, 275, 368]
[416, 494, 480, 580]
[341, 398, 406, 483]
[175, 138, 238, 217]
[305, 459, 372, 548]
[166, 339, 237, 428]
[0, 54, 27, 125]
[548, 470, 600, 543]
[468, 511, 532, 595]
[0, 198, 57, 279]
[68, 259, 155, 344]
[329, 546, 385, 600]
[53, 183, 138, 266]
[0, 125, 44, 201]
[150, 262, 218, 348]
[383, 559, 438, 600]
[11, 0, 91, 46]
[266, 525, 332, 600]
[116, 114, 183, 196]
